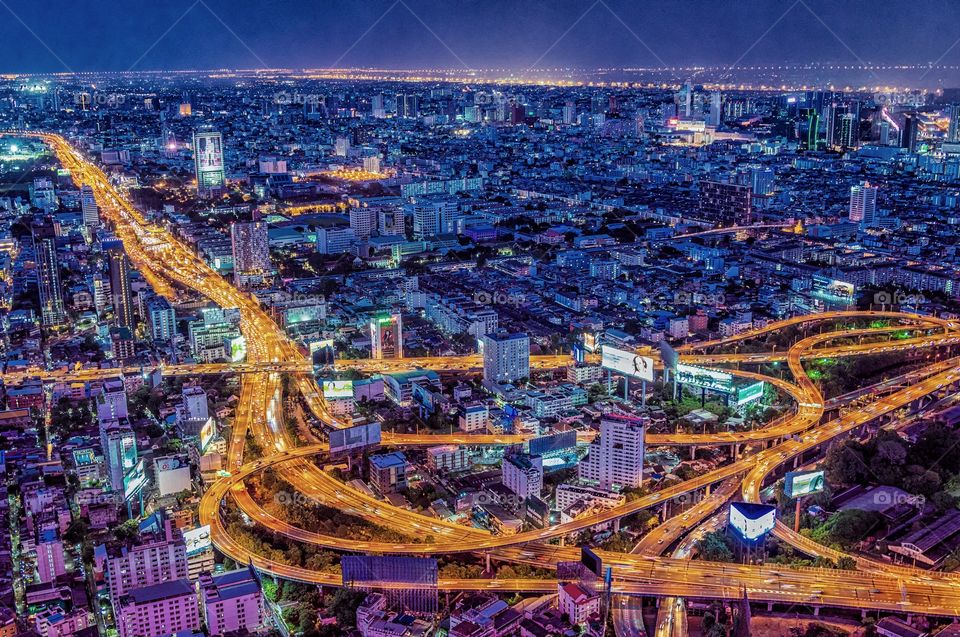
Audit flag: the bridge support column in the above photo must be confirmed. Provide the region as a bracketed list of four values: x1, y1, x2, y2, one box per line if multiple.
[486, 552, 491, 572]
[705, 483, 712, 497]
[813, 607, 820, 616]
[690, 446, 697, 460]
[767, 602, 773, 612]
[613, 518, 621, 533]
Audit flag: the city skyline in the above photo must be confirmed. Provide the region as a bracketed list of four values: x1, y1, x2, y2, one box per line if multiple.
[1, 1, 960, 87]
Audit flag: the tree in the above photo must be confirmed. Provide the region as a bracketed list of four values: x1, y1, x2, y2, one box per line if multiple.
[694, 530, 735, 562]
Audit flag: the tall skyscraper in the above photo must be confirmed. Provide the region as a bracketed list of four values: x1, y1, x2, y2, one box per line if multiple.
[406, 196, 460, 240]
[32, 218, 66, 327]
[147, 297, 177, 342]
[849, 181, 878, 226]
[578, 414, 646, 489]
[481, 332, 530, 384]
[230, 221, 271, 287]
[948, 104, 960, 143]
[81, 185, 100, 232]
[698, 180, 753, 225]
[100, 419, 137, 492]
[901, 114, 919, 153]
[709, 91, 722, 127]
[193, 130, 225, 197]
[803, 108, 820, 150]
[106, 239, 134, 329]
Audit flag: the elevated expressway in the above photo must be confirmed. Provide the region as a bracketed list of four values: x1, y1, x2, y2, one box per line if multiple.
[14, 131, 960, 620]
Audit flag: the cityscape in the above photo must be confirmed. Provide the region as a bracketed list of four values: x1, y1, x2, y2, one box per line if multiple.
[3, 2, 960, 637]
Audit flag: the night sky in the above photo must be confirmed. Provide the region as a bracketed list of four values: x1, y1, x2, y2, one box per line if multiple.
[2, 0, 960, 78]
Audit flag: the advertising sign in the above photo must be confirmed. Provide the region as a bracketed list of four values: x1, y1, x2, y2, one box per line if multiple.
[785, 470, 826, 498]
[729, 502, 776, 542]
[600, 345, 654, 382]
[329, 422, 382, 454]
[676, 363, 734, 393]
[199, 417, 216, 454]
[322, 380, 354, 400]
[310, 338, 335, 367]
[227, 335, 247, 362]
[582, 332, 597, 353]
[184, 525, 212, 556]
[123, 459, 147, 500]
[736, 380, 765, 405]
[371, 314, 403, 359]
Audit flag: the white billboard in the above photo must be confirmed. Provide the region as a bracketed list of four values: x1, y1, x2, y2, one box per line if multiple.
[184, 525, 212, 556]
[329, 422, 381, 454]
[601, 345, 654, 382]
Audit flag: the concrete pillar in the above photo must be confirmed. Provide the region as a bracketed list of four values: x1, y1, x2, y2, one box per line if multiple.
[813, 607, 820, 616]
[486, 552, 491, 572]
[613, 518, 621, 533]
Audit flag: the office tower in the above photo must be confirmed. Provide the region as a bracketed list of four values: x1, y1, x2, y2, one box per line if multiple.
[803, 108, 820, 150]
[901, 114, 918, 153]
[106, 518, 189, 601]
[182, 386, 209, 421]
[750, 167, 775, 196]
[677, 81, 693, 118]
[363, 154, 381, 173]
[377, 206, 405, 236]
[481, 332, 530, 384]
[948, 104, 960, 143]
[406, 196, 460, 240]
[230, 221, 270, 287]
[825, 102, 843, 147]
[316, 226, 357, 254]
[370, 313, 403, 359]
[350, 207, 377, 241]
[32, 218, 67, 326]
[578, 414, 645, 489]
[849, 181, 878, 226]
[709, 91, 722, 127]
[371, 93, 386, 118]
[147, 297, 176, 342]
[193, 130, 225, 197]
[837, 112, 859, 150]
[81, 184, 99, 231]
[105, 239, 134, 329]
[199, 569, 265, 636]
[404, 94, 419, 119]
[503, 453, 543, 502]
[698, 180, 753, 225]
[116, 580, 200, 637]
[100, 420, 136, 492]
[334, 136, 350, 156]
[563, 101, 576, 124]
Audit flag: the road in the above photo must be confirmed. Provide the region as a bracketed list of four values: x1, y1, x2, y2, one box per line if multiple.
[15, 131, 960, 620]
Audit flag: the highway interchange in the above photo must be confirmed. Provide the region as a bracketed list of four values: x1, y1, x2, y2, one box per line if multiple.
[11, 132, 960, 632]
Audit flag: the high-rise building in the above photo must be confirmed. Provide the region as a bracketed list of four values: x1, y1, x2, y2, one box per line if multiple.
[230, 221, 270, 287]
[35, 529, 67, 583]
[502, 453, 543, 502]
[849, 181, 878, 225]
[948, 104, 960, 143]
[709, 91, 722, 127]
[370, 313, 403, 359]
[199, 568, 265, 636]
[698, 180, 752, 225]
[97, 377, 129, 421]
[115, 580, 200, 637]
[578, 414, 646, 489]
[106, 518, 189, 601]
[377, 206, 405, 237]
[105, 239, 134, 329]
[901, 114, 919, 153]
[147, 297, 176, 342]
[371, 93, 386, 118]
[803, 108, 820, 150]
[837, 112, 859, 150]
[350, 206, 377, 241]
[406, 196, 460, 240]
[481, 332, 530, 384]
[32, 218, 66, 327]
[193, 130, 225, 197]
[81, 185, 99, 231]
[182, 386, 209, 422]
[100, 419, 136, 492]
[316, 226, 357, 254]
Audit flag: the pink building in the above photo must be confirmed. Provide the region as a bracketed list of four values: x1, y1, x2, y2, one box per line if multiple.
[34, 607, 93, 637]
[106, 518, 188, 601]
[116, 579, 200, 637]
[199, 568, 265, 636]
[35, 530, 67, 583]
[557, 582, 600, 627]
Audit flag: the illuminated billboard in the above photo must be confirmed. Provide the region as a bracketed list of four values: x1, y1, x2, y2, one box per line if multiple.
[226, 335, 247, 362]
[310, 338, 335, 367]
[736, 381, 765, 406]
[322, 380, 354, 400]
[123, 459, 147, 500]
[676, 363, 734, 393]
[329, 422, 381, 454]
[184, 525, 212, 556]
[729, 502, 776, 542]
[371, 313, 403, 359]
[785, 470, 826, 498]
[600, 346, 654, 382]
[193, 131, 225, 190]
[582, 332, 597, 353]
[199, 417, 216, 454]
